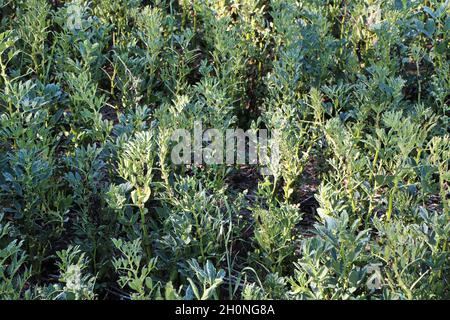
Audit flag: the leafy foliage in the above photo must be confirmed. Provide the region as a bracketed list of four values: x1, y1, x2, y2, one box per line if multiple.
[0, 0, 448, 300]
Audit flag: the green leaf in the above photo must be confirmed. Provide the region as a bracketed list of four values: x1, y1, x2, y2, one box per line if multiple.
[187, 278, 200, 300]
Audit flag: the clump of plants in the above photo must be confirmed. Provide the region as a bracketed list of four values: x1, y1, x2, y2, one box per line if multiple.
[0, 0, 448, 300]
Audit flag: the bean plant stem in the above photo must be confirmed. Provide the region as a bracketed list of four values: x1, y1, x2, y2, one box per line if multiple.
[139, 206, 151, 259]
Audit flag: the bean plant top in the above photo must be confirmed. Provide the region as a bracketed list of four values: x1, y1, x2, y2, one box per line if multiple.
[0, 0, 448, 300]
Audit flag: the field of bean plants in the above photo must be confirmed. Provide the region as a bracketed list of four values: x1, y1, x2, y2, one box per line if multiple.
[0, 0, 449, 300]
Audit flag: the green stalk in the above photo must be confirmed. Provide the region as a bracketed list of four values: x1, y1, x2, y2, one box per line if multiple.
[192, 0, 197, 33]
[193, 211, 205, 263]
[0, 59, 12, 114]
[416, 60, 421, 104]
[139, 206, 151, 259]
[181, 0, 187, 29]
[370, 148, 379, 182]
[439, 173, 448, 214]
[272, 175, 278, 198]
[386, 179, 398, 221]
[284, 179, 293, 203]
